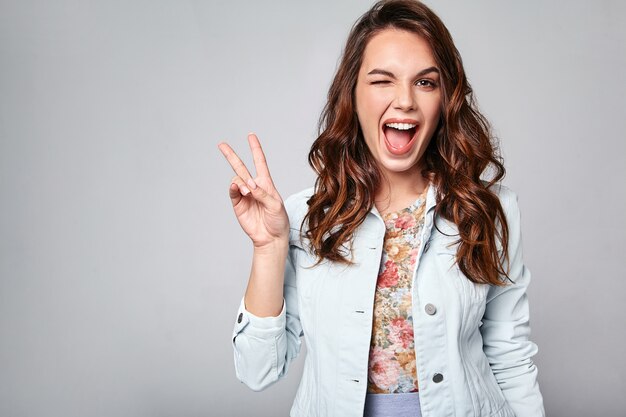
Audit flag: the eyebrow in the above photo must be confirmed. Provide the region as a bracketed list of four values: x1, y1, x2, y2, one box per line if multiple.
[366, 66, 439, 78]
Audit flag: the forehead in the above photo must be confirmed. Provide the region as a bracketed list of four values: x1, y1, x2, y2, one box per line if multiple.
[361, 28, 436, 71]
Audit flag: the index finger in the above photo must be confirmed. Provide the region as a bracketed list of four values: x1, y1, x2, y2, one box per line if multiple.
[217, 142, 253, 181]
[248, 133, 272, 179]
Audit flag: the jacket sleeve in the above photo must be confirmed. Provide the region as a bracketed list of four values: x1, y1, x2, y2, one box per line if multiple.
[480, 189, 545, 416]
[231, 232, 304, 392]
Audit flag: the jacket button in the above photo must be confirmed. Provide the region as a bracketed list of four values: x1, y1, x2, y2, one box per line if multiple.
[425, 303, 437, 315]
[237, 312, 243, 323]
[432, 373, 444, 383]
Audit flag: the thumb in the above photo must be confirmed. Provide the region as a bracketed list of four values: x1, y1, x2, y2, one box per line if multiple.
[246, 178, 281, 212]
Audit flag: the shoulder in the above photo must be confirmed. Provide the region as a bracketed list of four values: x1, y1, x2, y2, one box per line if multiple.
[475, 182, 525, 247]
[484, 181, 520, 218]
[484, 183, 525, 245]
[284, 187, 315, 230]
[491, 184, 521, 226]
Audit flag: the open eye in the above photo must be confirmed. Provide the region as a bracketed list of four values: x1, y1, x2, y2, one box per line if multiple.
[416, 79, 438, 89]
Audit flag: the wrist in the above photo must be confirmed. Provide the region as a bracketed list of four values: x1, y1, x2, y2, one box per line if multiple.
[253, 238, 289, 257]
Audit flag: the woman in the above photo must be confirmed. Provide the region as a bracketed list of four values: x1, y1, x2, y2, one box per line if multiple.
[218, 1, 545, 416]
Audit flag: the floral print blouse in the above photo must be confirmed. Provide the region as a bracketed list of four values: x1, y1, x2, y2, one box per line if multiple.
[367, 190, 428, 394]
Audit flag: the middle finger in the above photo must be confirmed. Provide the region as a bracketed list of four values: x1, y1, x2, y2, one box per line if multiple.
[247, 133, 271, 179]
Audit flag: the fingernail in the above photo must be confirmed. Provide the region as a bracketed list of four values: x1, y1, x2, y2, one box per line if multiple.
[241, 186, 251, 195]
[247, 178, 257, 190]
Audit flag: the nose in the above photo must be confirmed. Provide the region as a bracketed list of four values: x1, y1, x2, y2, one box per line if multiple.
[393, 84, 416, 111]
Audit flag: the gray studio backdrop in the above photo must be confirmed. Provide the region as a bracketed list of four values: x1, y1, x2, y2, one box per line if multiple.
[1, 1, 625, 416]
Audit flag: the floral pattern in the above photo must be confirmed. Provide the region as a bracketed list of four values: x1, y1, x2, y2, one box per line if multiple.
[367, 192, 427, 394]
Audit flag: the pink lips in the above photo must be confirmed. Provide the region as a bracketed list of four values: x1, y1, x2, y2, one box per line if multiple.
[382, 118, 419, 155]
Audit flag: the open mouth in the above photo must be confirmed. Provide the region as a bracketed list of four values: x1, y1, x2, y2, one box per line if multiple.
[382, 122, 418, 155]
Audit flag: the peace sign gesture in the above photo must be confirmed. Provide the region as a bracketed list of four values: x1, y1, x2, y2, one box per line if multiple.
[218, 133, 289, 250]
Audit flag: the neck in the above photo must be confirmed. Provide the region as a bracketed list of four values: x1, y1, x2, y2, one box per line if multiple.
[375, 166, 430, 215]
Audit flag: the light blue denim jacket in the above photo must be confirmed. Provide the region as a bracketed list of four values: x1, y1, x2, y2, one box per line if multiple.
[232, 183, 545, 417]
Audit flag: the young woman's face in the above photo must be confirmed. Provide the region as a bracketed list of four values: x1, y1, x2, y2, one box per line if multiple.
[355, 29, 442, 178]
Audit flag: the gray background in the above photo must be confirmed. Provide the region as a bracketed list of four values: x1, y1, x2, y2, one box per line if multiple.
[1, 0, 625, 416]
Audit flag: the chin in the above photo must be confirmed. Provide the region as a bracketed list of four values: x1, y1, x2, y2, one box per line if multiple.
[378, 156, 422, 175]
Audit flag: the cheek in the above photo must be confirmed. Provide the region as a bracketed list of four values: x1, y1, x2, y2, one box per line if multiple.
[423, 97, 442, 123]
[358, 90, 389, 122]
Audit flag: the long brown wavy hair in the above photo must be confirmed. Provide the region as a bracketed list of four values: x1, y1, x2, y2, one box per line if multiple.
[304, 0, 511, 286]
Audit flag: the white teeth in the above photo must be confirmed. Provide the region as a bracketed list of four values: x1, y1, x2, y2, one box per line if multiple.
[385, 122, 416, 130]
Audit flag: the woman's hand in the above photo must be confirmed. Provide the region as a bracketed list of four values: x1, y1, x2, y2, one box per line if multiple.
[218, 133, 289, 251]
